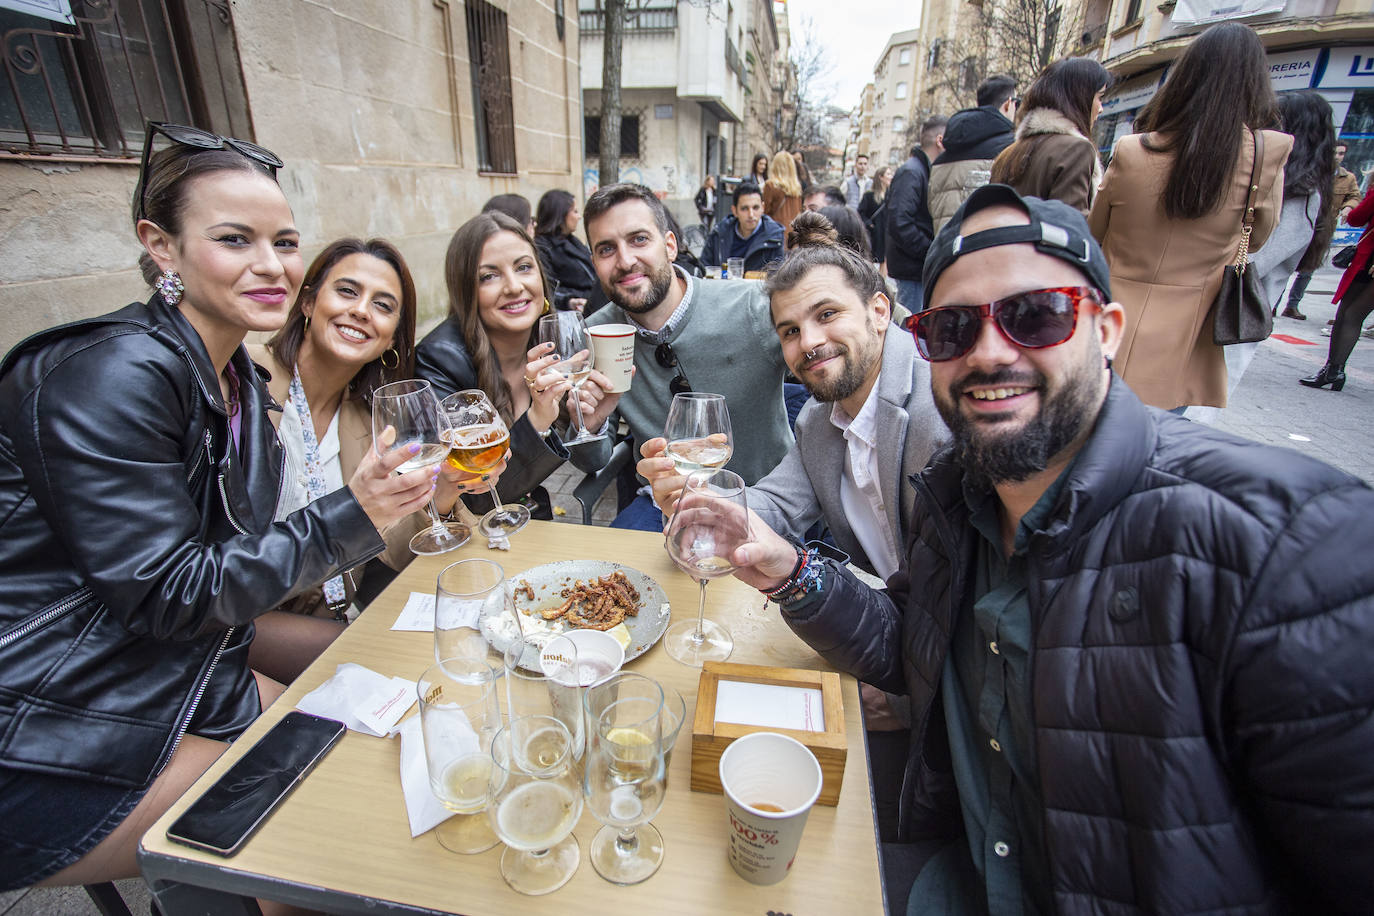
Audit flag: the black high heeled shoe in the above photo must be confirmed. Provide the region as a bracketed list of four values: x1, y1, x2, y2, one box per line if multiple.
[1298, 364, 1346, 391]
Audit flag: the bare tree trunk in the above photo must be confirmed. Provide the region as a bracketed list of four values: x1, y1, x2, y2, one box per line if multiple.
[599, 0, 624, 187]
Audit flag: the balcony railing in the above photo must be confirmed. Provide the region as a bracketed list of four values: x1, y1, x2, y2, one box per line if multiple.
[579, 6, 677, 34]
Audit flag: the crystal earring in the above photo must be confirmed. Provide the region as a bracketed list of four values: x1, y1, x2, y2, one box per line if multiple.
[156, 269, 184, 307]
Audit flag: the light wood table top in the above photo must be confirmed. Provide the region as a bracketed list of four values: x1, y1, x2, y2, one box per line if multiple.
[139, 521, 884, 915]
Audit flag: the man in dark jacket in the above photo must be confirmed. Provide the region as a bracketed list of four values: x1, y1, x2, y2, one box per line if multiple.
[885, 117, 946, 312]
[928, 75, 1017, 234]
[699, 180, 784, 273]
[731, 185, 1374, 914]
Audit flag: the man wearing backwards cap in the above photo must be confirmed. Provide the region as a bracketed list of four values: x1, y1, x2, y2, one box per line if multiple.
[730, 185, 1374, 913]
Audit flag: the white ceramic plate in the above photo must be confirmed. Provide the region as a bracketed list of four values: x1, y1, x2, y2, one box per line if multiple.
[481, 560, 671, 670]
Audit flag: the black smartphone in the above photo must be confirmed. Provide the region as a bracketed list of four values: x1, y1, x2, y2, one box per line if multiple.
[166, 711, 346, 856]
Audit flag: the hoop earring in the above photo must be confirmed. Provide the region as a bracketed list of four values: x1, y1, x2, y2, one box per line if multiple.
[156, 269, 184, 307]
[381, 348, 400, 370]
[304, 313, 311, 332]
[542, 298, 553, 316]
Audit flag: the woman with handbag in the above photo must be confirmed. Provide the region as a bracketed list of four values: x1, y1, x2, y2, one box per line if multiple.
[1088, 22, 1291, 412]
[1299, 182, 1374, 391]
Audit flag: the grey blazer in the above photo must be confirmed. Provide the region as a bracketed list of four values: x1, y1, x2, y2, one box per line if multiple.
[748, 328, 947, 576]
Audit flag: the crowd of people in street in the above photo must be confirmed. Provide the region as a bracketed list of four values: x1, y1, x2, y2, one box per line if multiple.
[0, 17, 1371, 916]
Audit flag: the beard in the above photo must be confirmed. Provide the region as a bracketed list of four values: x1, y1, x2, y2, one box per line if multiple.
[934, 348, 1102, 487]
[800, 322, 883, 403]
[606, 255, 675, 315]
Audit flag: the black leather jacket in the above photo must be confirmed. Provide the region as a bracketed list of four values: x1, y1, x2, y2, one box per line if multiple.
[782, 380, 1374, 913]
[534, 233, 609, 314]
[0, 295, 384, 788]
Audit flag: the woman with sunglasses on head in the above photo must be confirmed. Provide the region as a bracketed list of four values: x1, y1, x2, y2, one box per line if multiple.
[415, 212, 619, 522]
[248, 238, 483, 645]
[991, 57, 1112, 216]
[0, 125, 433, 894]
[533, 189, 608, 315]
[1089, 22, 1291, 413]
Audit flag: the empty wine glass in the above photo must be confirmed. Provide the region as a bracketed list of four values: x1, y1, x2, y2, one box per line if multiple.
[441, 389, 528, 538]
[582, 672, 667, 885]
[663, 392, 733, 477]
[663, 468, 752, 665]
[504, 633, 584, 762]
[417, 657, 502, 854]
[487, 715, 584, 895]
[372, 379, 469, 554]
[538, 311, 606, 446]
[434, 558, 509, 667]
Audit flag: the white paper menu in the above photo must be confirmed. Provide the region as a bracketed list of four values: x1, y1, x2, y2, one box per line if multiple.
[713, 679, 826, 732]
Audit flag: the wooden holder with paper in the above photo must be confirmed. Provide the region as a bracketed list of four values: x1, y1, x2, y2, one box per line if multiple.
[689, 662, 846, 806]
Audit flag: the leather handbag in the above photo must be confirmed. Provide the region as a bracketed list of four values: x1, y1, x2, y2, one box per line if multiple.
[1212, 129, 1273, 346]
[1332, 245, 1357, 269]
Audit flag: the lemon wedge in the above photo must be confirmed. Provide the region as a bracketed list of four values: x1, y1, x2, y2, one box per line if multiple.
[606, 622, 632, 651]
[604, 726, 654, 747]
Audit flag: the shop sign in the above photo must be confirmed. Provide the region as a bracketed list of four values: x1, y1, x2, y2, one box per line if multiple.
[1317, 47, 1374, 89]
[1101, 72, 1163, 116]
[1267, 49, 1319, 91]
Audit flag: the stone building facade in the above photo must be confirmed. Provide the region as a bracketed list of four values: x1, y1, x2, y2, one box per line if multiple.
[0, 0, 585, 352]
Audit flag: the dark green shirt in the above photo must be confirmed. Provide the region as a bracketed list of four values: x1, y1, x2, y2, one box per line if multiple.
[908, 468, 1071, 916]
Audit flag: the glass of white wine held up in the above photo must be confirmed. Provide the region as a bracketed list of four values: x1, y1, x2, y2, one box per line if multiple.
[663, 468, 752, 666]
[537, 310, 606, 446]
[371, 379, 469, 555]
[663, 391, 733, 476]
[440, 388, 528, 538]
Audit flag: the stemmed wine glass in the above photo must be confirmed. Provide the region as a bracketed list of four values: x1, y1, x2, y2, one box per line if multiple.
[538, 311, 606, 446]
[417, 657, 502, 854]
[663, 468, 752, 665]
[372, 379, 469, 555]
[582, 672, 667, 884]
[663, 392, 733, 476]
[440, 389, 528, 538]
[486, 715, 584, 895]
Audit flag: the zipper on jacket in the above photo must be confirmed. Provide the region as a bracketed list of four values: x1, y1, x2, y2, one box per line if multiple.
[0, 586, 93, 649]
[185, 428, 213, 486]
[217, 472, 249, 535]
[162, 626, 235, 768]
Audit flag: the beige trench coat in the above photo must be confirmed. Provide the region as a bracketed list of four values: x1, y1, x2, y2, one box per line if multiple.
[1088, 129, 1291, 409]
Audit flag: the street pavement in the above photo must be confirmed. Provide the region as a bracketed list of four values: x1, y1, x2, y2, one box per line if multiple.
[1210, 266, 1374, 483]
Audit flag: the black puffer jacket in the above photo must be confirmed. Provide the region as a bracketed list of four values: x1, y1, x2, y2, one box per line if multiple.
[0, 296, 383, 788]
[534, 233, 609, 314]
[782, 380, 1374, 913]
[884, 150, 934, 281]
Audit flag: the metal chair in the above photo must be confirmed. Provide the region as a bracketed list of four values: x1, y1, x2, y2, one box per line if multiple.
[572, 439, 632, 525]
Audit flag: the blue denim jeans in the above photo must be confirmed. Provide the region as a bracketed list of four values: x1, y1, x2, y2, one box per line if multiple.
[610, 492, 665, 531]
[894, 278, 924, 313]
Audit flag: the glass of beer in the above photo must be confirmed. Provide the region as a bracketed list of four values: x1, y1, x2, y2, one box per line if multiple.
[487, 715, 584, 895]
[440, 389, 528, 538]
[663, 392, 733, 477]
[372, 379, 470, 555]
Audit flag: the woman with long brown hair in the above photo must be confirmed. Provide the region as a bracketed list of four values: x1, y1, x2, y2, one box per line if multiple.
[415, 212, 617, 519]
[1089, 21, 1291, 412]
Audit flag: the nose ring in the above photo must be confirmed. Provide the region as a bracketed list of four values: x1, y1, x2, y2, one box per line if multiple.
[805, 348, 819, 361]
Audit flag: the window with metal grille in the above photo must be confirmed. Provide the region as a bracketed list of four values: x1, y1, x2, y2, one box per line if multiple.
[583, 113, 640, 158]
[1, 0, 250, 159]
[466, 0, 517, 174]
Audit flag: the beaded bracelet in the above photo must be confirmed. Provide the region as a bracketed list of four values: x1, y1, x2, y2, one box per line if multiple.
[772, 553, 826, 605]
[760, 544, 809, 599]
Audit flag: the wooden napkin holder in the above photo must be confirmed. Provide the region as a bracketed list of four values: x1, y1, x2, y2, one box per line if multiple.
[689, 661, 846, 806]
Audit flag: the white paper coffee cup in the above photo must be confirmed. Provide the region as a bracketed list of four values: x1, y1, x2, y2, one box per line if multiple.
[718, 732, 823, 885]
[588, 323, 636, 393]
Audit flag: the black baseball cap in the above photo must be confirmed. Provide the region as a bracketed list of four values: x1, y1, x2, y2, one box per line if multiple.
[920, 184, 1111, 310]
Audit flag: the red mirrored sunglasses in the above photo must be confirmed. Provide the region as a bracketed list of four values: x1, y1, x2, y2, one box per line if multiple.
[902, 286, 1103, 362]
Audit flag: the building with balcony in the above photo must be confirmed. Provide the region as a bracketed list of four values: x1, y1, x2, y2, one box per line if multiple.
[866, 28, 921, 168]
[579, 0, 752, 219]
[736, 0, 790, 170]
[853, 82, 876, 159]
[1088, 2, 1374, 190]
[0, 0, 585, 351]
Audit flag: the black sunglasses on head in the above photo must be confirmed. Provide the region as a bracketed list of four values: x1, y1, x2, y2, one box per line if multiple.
[903, 286, 1103, 362]
[134, 122, 284, 223]
[654, 341, 692, 394]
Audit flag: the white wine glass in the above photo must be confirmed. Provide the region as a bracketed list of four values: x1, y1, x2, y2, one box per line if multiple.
[663, 392, 733, 476]
[504, 633, 584, 762]
[417, 657, 502, 854]
[372, 379, 469, 555]
[440, 389, 529, 538]
[487, 715, 584, 895]
[663, 468, 752, 665]
[582, 672, 667, 885]
[538, 311, 606, 446]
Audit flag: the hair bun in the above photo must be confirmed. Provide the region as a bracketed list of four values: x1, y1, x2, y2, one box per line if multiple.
[787, 210, 839, 250]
